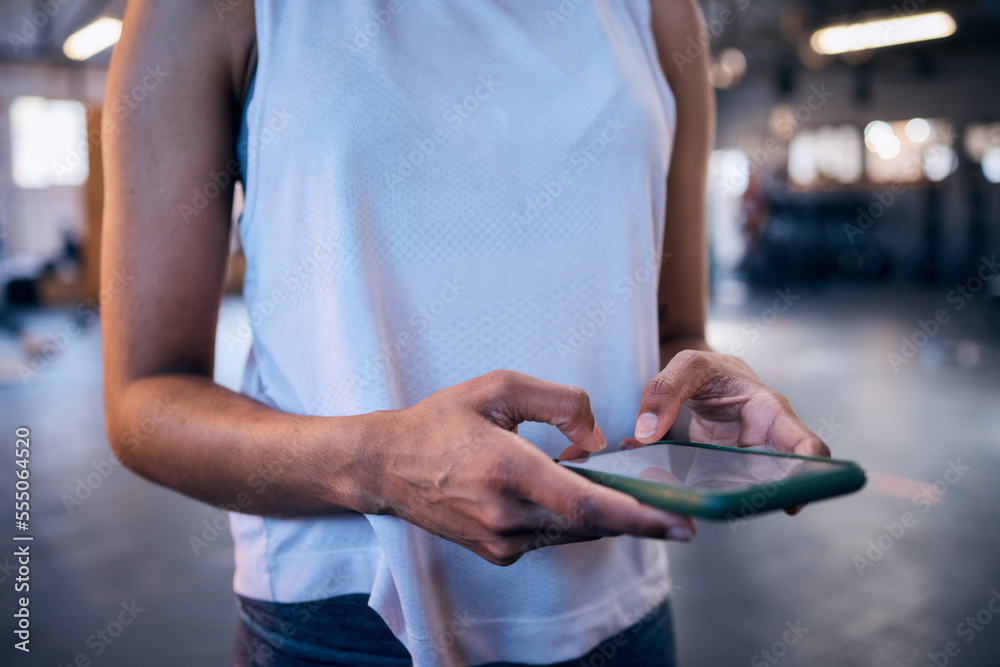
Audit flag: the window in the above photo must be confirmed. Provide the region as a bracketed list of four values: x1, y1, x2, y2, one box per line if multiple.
[964, 122, 1000, 183]
[788, 125, 863, 187]
[863, 118, 955, 184]
[9, 96, 89, 189]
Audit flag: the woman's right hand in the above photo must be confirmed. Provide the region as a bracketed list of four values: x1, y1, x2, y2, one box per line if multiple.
[365, 370, 696, 566]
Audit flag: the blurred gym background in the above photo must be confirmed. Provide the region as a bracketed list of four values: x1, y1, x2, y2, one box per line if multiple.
[0, 1, 998, 665]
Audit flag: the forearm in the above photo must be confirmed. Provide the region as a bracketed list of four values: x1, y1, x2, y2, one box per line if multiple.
[107, 374, 391, 516]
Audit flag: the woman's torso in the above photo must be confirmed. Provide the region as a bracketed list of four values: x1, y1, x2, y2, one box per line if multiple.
[232, 2, 676, 665]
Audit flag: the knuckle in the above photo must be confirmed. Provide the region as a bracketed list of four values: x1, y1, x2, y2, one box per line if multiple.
[773, 392, 794, 412]
[806, 438, 831, 458]
[567, 385, 590, 408]
[646, 373, 676, 398]
[485, 369, 518, 395]
[483, 453, 518, 492]
[674, 348, 700, 364]
[487, 539, 522, 565]
[567, 491, 599, 528]
[481, 506, 518, 534]
[674, 348, 706, 371]
[758, 388, 792, 412]
[566, 386, 593, 419]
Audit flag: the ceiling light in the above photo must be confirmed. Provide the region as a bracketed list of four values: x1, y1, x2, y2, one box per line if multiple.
[982, 148, 1000, 184]
[875, 135, 901, 160]
[864, 121, 902, 160]
[905, 118, 931, 143]
[810, 11, 956, 55]
[864, 120, 893, 149]
[63, 17, 122, 61]
[924, 146, 956, 182]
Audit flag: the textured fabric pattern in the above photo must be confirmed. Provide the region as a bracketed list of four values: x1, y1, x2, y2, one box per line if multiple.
[230, 2, 677, 665]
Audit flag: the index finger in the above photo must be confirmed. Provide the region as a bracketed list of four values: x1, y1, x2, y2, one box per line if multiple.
[507, 437, 695, 541]
[478, 370, 607, 454]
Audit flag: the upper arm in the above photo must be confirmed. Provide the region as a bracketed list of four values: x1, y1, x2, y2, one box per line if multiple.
[649, 0, 714, 345]
[101, 0, 255, 414]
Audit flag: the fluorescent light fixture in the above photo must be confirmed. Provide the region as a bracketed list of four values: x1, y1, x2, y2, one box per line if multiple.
[63, 17, 123, 60]
[810, 11, 956, 55]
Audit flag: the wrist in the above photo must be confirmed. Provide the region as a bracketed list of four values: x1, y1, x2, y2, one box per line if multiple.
[314, 409, 398, 516]
[658, 336, 711, 369]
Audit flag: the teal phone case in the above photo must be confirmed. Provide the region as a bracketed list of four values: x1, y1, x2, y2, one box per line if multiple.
[560, 440, 866, 520]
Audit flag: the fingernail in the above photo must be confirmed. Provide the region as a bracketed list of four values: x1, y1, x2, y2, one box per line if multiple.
[667, 527, 692, 542]
[635, 413, 658, 439]
[594, 424, 607, 450]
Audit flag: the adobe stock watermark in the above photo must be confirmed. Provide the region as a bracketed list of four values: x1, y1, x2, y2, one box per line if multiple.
[574, 578, 674, 667]
[843, 128, 957, 244]
[750, 619, 809, 666]
[180, 107, 294, 223]
[727, 288, 799, 357]
[670, 0, 752, 73]
[60, 451, 123, 515]
[339, 0, 406, 59]
[55, 600, 145, 667]
[510, 115, 627, 234]
[852, 458, 969, 576]
[349, 277, 469, 388]
[105, 65, 171, 124]
[233, 565, 353, 666]
[887, 255, 999, 372]
[53, 65, 172, 181]
[843, 183, 906, 245]
[61, 398, 177, 514]
[221, 236, 337, 351]
[6, 0, 73, 54]
[884, 0, 935, 35]
[17, 268, 134, 383]
[921, 588, 1000, 667]
[719, 85, 835, 196]
[384, 74, 500, 192]
[517, 448, 683, 564]
[555, 250, 670, 360]
[544, 0, 617, 30]
[213, 0, 248, 20]
[188, 455, 293, 556]
[427, 608, 477, 659]
[727, 416, 844, 532]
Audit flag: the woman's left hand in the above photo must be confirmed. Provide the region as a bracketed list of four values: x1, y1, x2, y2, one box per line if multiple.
[631, 349, 830, 515]
[633, 349, 829, 455]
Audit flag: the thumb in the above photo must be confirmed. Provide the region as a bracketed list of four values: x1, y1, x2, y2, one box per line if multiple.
[634, 350, 713, 444]
[633, 380, 682, 444]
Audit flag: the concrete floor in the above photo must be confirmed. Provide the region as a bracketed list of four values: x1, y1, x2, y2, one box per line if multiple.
[0, 284, 998, 667]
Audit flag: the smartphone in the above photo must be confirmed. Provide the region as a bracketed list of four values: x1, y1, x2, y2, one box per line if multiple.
[559, 440, 866, 520]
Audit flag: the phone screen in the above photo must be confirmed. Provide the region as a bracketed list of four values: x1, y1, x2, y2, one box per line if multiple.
[561, 443, 844, 492]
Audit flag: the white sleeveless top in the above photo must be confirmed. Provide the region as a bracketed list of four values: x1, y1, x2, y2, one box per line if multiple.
[232, 2, 677, 665]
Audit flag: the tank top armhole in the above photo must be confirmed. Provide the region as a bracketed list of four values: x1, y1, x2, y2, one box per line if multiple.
[236, 67, 257, 185]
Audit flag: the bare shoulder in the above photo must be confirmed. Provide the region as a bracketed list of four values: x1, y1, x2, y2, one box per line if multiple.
[648, 0, 709, 81]
[648, 0, 705, 37]
[111, 0, 255, 105]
